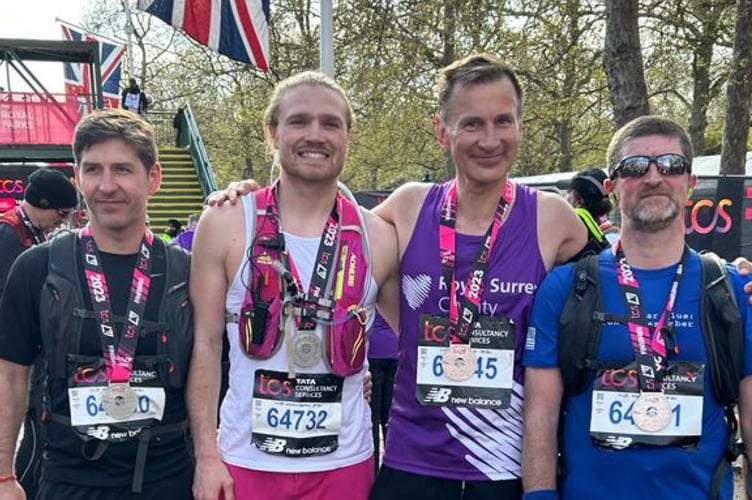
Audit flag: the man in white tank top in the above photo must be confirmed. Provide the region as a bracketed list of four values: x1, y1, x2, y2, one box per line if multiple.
[187, 71, 400, 500]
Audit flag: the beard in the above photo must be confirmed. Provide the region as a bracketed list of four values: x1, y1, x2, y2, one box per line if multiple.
[628, 195, 680, 233]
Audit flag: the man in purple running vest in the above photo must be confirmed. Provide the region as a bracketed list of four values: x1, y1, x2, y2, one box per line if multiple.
[369, 54, 588, 500]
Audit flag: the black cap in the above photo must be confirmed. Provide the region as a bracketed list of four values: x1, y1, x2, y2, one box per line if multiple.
[24, 168, 78, 209]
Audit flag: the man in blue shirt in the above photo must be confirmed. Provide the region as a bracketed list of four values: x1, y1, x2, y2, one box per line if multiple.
[522, 116, 752, 499]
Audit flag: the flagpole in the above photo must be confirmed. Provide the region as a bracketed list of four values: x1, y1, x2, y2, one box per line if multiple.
[122, 0, 137, 81]
[320, 0, 333, 77]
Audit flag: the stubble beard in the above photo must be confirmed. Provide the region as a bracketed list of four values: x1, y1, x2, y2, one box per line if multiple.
[629, 197, 680, 233]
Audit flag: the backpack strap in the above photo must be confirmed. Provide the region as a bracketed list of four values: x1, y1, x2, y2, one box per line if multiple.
[558, 254, 608, 395]
[700, 253, 744, 500]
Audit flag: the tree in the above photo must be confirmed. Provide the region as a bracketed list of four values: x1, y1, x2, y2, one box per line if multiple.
[603, 0, 650, 128]
[720, 0, 752, 175]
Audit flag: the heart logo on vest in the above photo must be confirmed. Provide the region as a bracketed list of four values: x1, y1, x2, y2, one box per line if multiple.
[402, 274, 431, 310]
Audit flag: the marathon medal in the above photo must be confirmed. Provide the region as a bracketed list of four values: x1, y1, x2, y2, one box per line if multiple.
[266, 184, 342, 376]
[102, 382, 138, 420]
[437, 180, 514, 376]
[612, 243, 688, 434]
[443, 344, 476, 381]
[79, 225, 154, 423]
[294, 330, 321, 367]
[632, 392, 672, 432]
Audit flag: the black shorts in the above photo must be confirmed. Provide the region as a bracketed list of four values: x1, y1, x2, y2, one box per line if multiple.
[35, 465, 193, 500]
[370, 465, 522, 500]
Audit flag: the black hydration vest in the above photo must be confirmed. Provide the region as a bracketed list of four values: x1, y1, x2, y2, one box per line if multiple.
[38, 231, 193, 492]
[558, 252, 743, 500]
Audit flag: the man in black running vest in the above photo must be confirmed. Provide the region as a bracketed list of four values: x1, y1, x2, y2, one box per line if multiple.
[0, 109, 194, 500]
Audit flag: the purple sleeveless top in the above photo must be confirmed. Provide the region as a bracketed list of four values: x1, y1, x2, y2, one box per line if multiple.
[368, 312, 399, 359]
[384, 182, 547, 481]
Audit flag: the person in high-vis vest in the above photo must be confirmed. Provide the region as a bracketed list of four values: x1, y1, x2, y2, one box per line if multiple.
[0, 109, 194, 500]
[567, 167, 619, 248]
[188, 71, 400, 500]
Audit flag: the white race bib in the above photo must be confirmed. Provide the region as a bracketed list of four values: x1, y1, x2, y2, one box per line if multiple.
[68, 385, 166, 426]
[252, 398, 342, 439]
[416, 345, 514, 389]
[124, 92, 140, 110]
[590, 390, 703, 437]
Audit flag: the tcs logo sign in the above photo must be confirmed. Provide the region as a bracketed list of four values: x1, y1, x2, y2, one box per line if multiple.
[0, 179, 24, 195]
[258, 374, 293, 397]
[684, 198, 732, 235]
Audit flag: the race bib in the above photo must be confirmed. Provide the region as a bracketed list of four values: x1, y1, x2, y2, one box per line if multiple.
[415, 315, 515, 409]
[124, 92, 140, 110]
[251, 370, 343, 457]
[68, 385, 166, 426]
[590, 361, 704, 449]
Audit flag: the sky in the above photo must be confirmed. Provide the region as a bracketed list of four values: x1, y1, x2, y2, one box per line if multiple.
[1, 0, 98, 93]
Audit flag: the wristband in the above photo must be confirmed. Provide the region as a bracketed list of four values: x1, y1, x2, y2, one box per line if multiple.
[0, 473, 16, 484]
[523, 490, 558, 500]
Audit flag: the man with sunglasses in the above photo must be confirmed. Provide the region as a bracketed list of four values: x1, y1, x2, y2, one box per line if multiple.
[0, 167, 78, 499]
[522, 116, 752, 499]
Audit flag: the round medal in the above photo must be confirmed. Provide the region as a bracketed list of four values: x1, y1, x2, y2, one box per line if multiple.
[632, 392, 672, 432]
[102, 383, 138, 420]
[294, 330, 321, 367]
[442, 344, 477, 381]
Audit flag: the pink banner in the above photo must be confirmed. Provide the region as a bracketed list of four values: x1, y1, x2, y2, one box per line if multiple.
[0, 92, 85, 145]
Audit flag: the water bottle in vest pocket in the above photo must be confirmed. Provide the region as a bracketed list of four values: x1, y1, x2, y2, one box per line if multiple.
[323, 306, 369, 376]
[238, 293, 285, 358]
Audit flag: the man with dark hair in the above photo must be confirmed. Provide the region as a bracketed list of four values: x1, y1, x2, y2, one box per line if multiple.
[0, 108, 194, 499]
[163, 218, 183, 242]
[523, 116, 752, 499]
[0, 167, 78, 499]
[370, 53, 587, 500]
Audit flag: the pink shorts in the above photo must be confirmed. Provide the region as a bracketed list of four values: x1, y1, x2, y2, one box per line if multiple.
[225, 456, 375, 500]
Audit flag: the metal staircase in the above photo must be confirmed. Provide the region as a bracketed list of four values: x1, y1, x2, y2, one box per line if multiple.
[148, 147, 205, 231]
[148, 103, 218, 232]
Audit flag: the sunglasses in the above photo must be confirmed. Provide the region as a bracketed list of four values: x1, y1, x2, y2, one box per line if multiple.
[611, 153, 691, 179]
[57, 208, 73, 217]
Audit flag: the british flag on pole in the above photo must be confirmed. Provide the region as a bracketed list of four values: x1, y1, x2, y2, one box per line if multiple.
[60, 21, 125, 109]
[137, 0, 271, 71]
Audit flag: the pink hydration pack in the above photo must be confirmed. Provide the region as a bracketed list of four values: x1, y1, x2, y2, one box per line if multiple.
[237, 186, 371, 377]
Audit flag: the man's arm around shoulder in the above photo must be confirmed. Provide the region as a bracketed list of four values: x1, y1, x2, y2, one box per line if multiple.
[372, 182, 432, 231]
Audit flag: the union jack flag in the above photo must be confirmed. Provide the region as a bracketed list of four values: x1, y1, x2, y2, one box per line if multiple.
[60, 22, 124, 109]
[138, 0, 270, 71]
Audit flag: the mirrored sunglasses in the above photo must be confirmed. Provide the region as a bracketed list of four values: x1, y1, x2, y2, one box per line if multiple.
[612, 153, 691, 179]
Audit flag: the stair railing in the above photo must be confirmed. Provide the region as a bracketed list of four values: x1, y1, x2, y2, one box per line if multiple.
[175, 104, 219, 197]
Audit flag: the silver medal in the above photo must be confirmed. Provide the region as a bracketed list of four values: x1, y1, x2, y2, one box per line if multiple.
[101, 382, 138, 420]
[632, 392, 672, 432]
[294, 330, 321, 367]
